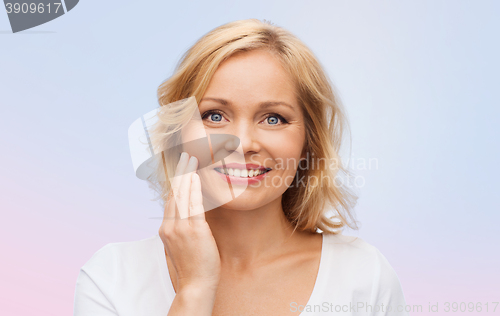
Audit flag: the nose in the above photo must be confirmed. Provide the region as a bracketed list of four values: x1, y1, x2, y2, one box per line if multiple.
[224, 123, 261, 156]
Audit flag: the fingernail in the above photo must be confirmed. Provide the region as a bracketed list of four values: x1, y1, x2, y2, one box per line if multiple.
[189, 156, 197, 165]
[180, 152, 188, 162]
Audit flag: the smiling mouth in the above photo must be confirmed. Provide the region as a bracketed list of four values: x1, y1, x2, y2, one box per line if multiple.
[213, 167, 272, 178]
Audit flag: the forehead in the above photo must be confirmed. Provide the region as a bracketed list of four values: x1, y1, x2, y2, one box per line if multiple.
[203, 50, 297, 107]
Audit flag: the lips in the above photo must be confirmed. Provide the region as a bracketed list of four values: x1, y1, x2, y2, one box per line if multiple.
[212, 162, 272, 185]
[214, 163, 270, 171]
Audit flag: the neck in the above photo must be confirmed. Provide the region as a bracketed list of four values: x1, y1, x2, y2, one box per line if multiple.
[205, 196, 298, 270]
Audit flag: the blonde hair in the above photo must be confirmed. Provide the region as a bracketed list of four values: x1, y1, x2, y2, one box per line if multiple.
[148, 19, 359, 234]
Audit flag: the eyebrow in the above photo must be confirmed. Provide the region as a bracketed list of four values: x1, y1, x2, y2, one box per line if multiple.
[200, 97, 295, 111]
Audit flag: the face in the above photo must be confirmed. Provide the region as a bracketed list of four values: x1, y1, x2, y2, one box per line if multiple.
[185, 49, 306, 211]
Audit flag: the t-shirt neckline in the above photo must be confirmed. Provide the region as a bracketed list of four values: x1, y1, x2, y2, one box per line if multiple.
[155, 232, 330, 314]
[299, 232, 329, 315]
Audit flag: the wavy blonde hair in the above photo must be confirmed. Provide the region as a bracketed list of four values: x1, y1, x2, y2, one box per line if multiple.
[147, 19, 359, 234]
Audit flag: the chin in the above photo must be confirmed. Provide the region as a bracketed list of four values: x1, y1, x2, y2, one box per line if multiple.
[218, 194, 271, 211]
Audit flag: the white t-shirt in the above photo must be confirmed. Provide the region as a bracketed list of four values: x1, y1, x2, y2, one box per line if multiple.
[73, 233, 409, 315]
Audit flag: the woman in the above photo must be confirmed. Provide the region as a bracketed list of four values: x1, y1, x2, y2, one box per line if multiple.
[74, 19, 409, 316]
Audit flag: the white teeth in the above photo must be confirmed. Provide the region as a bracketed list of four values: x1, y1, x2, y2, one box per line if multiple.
[217, 168, 269, 178]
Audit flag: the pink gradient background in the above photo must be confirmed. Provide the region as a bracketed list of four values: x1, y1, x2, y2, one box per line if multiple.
[1, 1, 499, 315]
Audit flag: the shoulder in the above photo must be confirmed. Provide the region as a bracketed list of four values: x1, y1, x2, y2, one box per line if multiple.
[322, 232, 384, 268]
[75, 235, 169, 313]
[80, 234, 161, 279]
[321, 233, 407, 306]
[323, 233, 394, 268]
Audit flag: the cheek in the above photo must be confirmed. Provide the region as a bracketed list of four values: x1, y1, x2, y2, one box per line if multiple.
[180, 127, 213, 169]
[180, 119, 207, 143]
[261, 129, 305, 167]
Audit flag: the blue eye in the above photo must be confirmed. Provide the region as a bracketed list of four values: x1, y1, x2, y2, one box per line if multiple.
[202, 110, 224, 123]
[210, 113, 222, 122]
[267, 116, 279, 125]
[266, 114, 289, 125]
[202, 110, 289, 126]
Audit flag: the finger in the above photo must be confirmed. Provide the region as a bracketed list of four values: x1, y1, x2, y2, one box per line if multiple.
[165, 152, 189, 222]
[177, 156, 198, 219]
[189, 172, 206, 225]
[174, 152, 192, 220]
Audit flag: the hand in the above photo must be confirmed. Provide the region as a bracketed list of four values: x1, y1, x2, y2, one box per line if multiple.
[158, 152, 221, 294]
